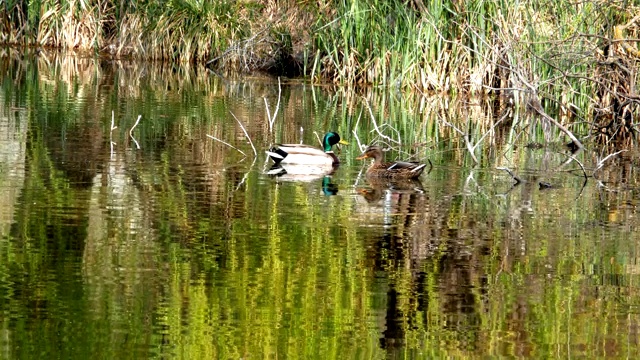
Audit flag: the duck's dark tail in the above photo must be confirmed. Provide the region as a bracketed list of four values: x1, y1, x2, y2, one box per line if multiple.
[265, 147, 288, 164]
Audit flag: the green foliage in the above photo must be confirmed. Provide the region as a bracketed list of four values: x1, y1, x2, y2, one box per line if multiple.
[0, 0, 637, 112]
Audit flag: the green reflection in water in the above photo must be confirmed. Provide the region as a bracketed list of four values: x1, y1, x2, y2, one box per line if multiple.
[0, 51, 639, 359]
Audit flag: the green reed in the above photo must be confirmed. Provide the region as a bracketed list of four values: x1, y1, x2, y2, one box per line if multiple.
[1, 0, 636, 105]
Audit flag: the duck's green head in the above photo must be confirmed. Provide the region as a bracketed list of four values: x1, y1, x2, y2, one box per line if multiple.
[322, 132, 349, 152]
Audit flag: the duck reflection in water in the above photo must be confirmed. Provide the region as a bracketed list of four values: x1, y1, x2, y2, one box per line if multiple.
[267, 163, 337, 182]
[322, 176, 339, 195]
[267, 165, 340, 196]
[357, 177, 424, 203]
[354, 176, 431, 355]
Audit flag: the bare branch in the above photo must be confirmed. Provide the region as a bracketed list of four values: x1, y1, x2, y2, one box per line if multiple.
[439, 115, 479, 164]
[110, 111, 117, 160]
[313, 131, 322, 147]
[594, 150, 627, 173]
[129, 115, 141, 150]
[263, 78, 282, 133]
[206, 134, 247, 157]
[497, 167, 524, 184]
[363, 97, 400, 145]
[471, 108, 511, 153]
[560, 153, 588, 183]
[229, 111, 257, 157]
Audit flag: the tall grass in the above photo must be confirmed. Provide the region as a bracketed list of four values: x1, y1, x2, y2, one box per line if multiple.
[1, 1, 635, 82]
[1, 0, 639, 147]
[1, 0, 250, 63]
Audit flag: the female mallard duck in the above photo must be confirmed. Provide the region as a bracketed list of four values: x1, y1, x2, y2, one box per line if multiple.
[267, 132, 348, 166]
[356, 145, 426, 179]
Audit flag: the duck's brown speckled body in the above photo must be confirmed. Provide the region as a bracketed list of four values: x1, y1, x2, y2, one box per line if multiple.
[356, 146, 426, 179]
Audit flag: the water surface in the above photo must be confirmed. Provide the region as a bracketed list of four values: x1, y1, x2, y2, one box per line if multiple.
[0, 51, 639, 359]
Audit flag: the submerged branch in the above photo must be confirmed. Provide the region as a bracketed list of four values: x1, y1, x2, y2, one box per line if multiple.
[352, 109, 366, 152]
[561, 153, 588, 183]
[110, 111, 117, 160]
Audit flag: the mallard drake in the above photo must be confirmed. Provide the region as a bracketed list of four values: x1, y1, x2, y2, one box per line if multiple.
[356, 145, 426, 179]
[267, 132, 348, 166]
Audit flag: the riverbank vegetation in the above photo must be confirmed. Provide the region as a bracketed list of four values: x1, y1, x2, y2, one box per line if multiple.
[1, 0, 639, 148]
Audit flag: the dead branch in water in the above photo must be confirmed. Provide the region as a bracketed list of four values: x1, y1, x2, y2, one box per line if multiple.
[558, 152, 588, 183]
[593, 150, 627, 175]
[129, 115, 142, 150]
[110, 111, 117, 160]
[440, 115, 479, 164]
[363, 97, 401, 146]
[206, 134, 247, 157]
[525, 93, 584, 151]
[439, 107, 512, 165]
[229, 111, 257, 157]
[496, 167, 524, 185]
[352, 108, 366, 152]
[264, 77, 282, 133]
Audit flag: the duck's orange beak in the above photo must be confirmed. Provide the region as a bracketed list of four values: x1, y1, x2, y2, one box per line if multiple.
[356, 153, 369, 160]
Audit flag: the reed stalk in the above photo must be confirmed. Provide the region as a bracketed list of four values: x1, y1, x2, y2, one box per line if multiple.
[1, 0, 638, 148]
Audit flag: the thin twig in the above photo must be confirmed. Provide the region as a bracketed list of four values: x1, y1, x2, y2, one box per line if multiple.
[263, 97, 272, 126]
[471, 109, 511, 153]
[528, 95, 585, 150]
[129, 115, 141, 135]
[554, 151, 589, 200]
[273, 77, 281, 129]
[235, 157, 257, 191]
[111, 111, 117, 131]
[497, 167, 524, 184]
[229, 111, 257, 157]
[594, 150, 627, 173]
[440, 115, 479, 164]
[352, 109, 366, 152]
[110, 111, 117, 160]
[265, 77, 282, 133]
[561, 153, 588, 182]
[206, 134, 247, 157]
[352, 129, 364, 152]
[129, 115, 141, 149]
[313, 131, 322, 147]
[363, 98, 400, 145]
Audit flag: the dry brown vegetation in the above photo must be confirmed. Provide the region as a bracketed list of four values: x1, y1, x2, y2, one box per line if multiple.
[1, 0, 640, 151]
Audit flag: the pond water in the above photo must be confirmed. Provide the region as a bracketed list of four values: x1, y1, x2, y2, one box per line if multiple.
[0, 51, 639, 359]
